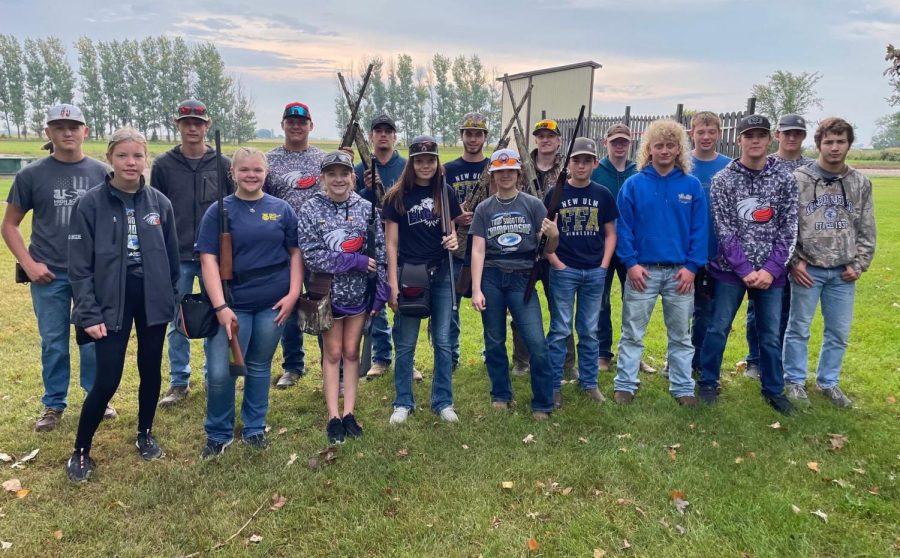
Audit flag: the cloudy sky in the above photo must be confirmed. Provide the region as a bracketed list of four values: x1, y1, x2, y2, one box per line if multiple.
[1, 0, 897, 144]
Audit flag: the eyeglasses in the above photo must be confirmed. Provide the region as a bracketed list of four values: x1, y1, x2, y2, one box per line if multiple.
[490, 153, 521, 168]
[178, 105, 207, 117]
[534, 120, 558, 132]
[284, 104, 309, 118]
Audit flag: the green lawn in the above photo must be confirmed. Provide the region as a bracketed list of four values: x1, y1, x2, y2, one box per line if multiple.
[0, 181, 897, 557]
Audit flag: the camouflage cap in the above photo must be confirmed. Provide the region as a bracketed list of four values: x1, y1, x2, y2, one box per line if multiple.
[460, 112, 488, 132]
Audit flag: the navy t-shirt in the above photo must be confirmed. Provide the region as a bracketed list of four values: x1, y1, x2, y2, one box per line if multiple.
[543, 181, 618, 269]
[382, 183, 462, 265]
[196, 194, 298, 312]
[444, 157, 489, 206]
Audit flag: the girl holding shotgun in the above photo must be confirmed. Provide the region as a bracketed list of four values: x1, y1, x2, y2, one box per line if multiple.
[67, 128, 180, 482]
[470, 148, 559, 420]
[196, 147, 301, 458]
[297, 151, 389, 444]
[383, 135, 461, 425]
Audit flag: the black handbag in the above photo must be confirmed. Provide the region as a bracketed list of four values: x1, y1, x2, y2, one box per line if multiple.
[398, 263, 433, 318]
[175, 292, 219, 339]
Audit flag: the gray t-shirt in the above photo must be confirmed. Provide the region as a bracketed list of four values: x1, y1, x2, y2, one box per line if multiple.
[7, 156, 108, 270]
[470, 192, 546, 272]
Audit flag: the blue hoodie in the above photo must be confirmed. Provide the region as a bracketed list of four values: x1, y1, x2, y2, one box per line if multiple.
[355, 150, 407, 205]
[616, 165, 708, 273]
[591, 156, 637, 201]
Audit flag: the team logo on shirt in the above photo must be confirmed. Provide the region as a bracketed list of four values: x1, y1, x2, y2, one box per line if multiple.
[143, 212, 161, 226]
[284, 171, 318, 190]
[324, 229, 365, 253]
[407, 198, 439, 227]
[736, 197, 775, 223]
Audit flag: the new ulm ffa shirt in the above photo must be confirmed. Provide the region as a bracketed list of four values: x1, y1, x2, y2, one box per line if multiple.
[543, 181, 618, 269]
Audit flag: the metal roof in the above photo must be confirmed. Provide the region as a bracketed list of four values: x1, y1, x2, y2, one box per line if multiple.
[498, 61, 602, 82]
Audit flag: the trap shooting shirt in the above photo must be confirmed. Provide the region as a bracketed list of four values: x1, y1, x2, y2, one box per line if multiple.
[542, 181, 618, 269]
[7, 156, 108, 271]
[382, 184, 461, 266]
[264, 145, 327, 216]
[470, 193, 546, 272]
[195, 194, 298, 312]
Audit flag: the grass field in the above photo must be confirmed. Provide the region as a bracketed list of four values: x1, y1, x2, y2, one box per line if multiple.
[0, 180, 897, 557]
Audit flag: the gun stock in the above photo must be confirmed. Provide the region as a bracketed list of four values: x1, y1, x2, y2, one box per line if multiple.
[339, 64, 374, 149]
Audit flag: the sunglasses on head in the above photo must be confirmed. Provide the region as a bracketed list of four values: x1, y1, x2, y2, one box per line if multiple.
[284, 105, 309, 118]
[490, 154, 520, 168]
[178, 105, 207, 116]
[534, 120, 558, 132]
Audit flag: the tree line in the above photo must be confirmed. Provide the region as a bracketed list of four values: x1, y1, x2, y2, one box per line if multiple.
[334, 54, 503, 146]
[0, 35, 257, 143]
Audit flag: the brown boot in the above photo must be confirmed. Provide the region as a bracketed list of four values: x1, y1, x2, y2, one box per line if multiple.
[491, 401, 509, 410]
[532, 411, 550, 421]
[598, 357, 611, 372]
[34, 408, 63, 432]
[675, 395, 698, 408]
[585, 387, 607, 402]
[613, 391, 634, 405]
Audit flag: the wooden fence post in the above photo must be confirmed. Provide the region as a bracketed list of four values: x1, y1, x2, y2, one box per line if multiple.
[746, 97, 756, 115]
[624, 106, 631, 127]
[675, 103, 684, 123]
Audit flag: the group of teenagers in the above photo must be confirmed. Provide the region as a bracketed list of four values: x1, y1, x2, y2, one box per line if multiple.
[1, 96, 876, 484]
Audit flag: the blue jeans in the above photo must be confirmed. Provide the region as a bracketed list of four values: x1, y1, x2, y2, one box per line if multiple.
[548, 265, 606, 391]
[745, 288, 790, 366]
[699, 281, 784, 397]
[691, 267, 717, 371]
[597, 256, 627, 360]
[280, 312, 306, 374]
[614, 266, 695, 397]
[205, 308, 283, 443]
[166, 260, 208, 387]
[392, 266, 454, 412]
[449, 257, 463, 365]
[782, 265, 856, 389]
[370, 307, 393, 365]
[480, 267, 554, 412]
[31, 271, 96, 410]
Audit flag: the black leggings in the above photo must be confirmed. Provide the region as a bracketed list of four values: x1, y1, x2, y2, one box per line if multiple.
[74, 274, 166, 451]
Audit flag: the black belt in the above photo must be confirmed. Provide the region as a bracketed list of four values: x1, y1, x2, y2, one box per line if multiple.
[232, 263, 285, 285]
[642, 262, 682, 269]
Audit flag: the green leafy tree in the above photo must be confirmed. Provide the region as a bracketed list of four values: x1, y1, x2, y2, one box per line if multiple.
[39, 37, 74, 105]
[191, 42, 232, 140]
[884, 44, 900, 107]
[750, 70, 822, 124]
[385, 57, 399, 134]
[487, 70, 502, 140]
[98, 40, 131, 132]
[396, 54, 417, 142]
[157, 36, 191, 141]
[0, 36, 13, 136]
[452, 55, 472, 126]
[228, 79, 257, 144]
[23, 38, 48, 135]
[872, 112, 900, 148]
[74, 36, 106, 138]
[432, 54, 455, 145]
[0, 36, 27, 137]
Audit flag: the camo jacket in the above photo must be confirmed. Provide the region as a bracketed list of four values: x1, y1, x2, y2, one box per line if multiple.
[791, 165, 876, 274]
[297, 191, 389, 314]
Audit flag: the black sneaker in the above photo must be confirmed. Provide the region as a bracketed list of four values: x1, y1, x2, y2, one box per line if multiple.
[243, 432, 269, 449]
[136, 429, 164, 461]
[326, 417, 345, 444]
[698, 385, 719, 405]
[200, 439, 232, 459]
[66, 448, 95, 482]
[765, 394, 797, 416]
[342, 413, 363, 439]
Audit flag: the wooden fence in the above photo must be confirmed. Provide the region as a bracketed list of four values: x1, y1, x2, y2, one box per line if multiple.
[550, 97, 757, 160]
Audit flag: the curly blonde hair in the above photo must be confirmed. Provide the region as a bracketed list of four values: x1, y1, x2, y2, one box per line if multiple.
[636, 119, 692, 174]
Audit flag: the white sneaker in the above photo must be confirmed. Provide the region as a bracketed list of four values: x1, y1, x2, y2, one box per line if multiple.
[439, 406, 459, 423]
[389, 406, 410, 425]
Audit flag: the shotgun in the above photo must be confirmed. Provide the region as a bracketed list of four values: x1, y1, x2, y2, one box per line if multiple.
[359, 156, 380, 378]
[215, 130, 247, 377]
[503, 75, 541, 198]
[339, 64, 374, 150]
[523, 105, 585, 303]
[338, 73, 375, 166]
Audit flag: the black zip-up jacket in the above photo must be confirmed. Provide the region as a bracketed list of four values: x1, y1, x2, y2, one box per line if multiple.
[69, 175, 180, 331]
[151, 145, 233, 261]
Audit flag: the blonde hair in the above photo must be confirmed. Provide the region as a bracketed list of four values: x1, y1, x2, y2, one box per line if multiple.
[231, 147, 268, 170]
[636, 119, 693, 174]
[690, 111, 721, 130]
[106, 127, 148, 158]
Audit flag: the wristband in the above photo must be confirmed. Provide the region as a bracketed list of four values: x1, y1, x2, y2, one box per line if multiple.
[213, 303, 229, 313]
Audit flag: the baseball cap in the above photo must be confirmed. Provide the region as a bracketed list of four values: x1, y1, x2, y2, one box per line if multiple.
[533, 119, 561, 136]
[409, 135, 439, 158]
[370, 114, 396, 131]
[777, 114, 807, 132]
[737, 114, 771, 135]
[570, 137, 597, 158]
[460, 112, 488, 132]
[46, 103, 86, 125]
[283, 102, 312, 121]
[488, 148, 522, 172]
[320, 151, 354, 171]
[605, 123, 632, 142]
[175, 99, 210, 122]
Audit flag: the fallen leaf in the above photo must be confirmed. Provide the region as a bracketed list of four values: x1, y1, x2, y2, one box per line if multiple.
[461, 444, 469, 450]
[1, 541, 10, 550]
[832, 479, 853, 489]
[791, 504, 801, 514]
[593, 549, 607, 558]
[578, 437, 588, 444]
[675, 524, 686, 535]
[735, 457, 744, 464]
[618, 447, 629, 453]
[828, 433, 848, 451]
[287, 453, 298, 466]
[851, 468, 866, 475]
[634, 506, 647, 517]
[501, 481, 514, 490]
[52, 530, 62, 540]
[307, 447, 338, 470]
[113, 500, 128, 509]
[356, 452, 364, 459]
[622, 538, 632, 550]
[868, 486, 880, 495]
[1, 479, 21, 493]
[0, 454, 11, 463]
[277, 427, 288, 435]
[886, 395, 896, 404]
[666, 447, 677, 461]
[248, 534, 262, 544]
[14, 489, 28, 499]
[270, 493, 287, 511]
[396, 448, 409, 458]
[522, 434, 536, 444]
[673, 497, 690, 515]
[562, 487, 573, 496]
[769, 422, 782, 429]
[747, 452, 757, 459]
[10, 449, 38, 469]
[616, 433, 631, 439]
[491, 516, 502, 529]
[616, 498, 627, 505]
[712, 440, 719, 448]
[807, 462, 820, 473]
[810, 509, 828, 523]
[527, 537, 540, 552]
